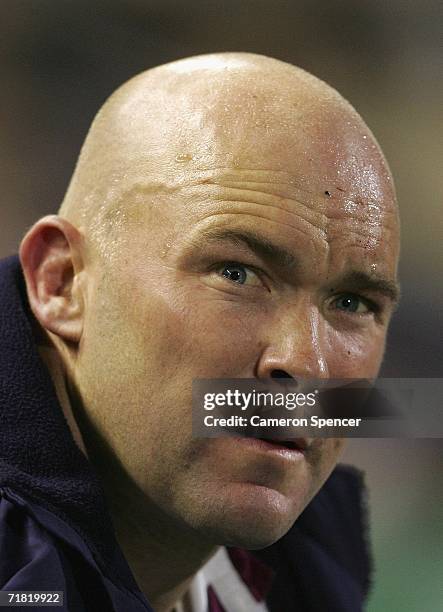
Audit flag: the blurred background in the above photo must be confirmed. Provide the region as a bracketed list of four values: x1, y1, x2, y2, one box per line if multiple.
[1, 1, 441, 609]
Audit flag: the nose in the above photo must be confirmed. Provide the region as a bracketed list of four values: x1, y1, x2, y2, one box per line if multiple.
[255, 303, 329, 381]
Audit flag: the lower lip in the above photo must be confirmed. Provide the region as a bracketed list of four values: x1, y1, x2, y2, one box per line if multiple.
[233, 436, 305, 458]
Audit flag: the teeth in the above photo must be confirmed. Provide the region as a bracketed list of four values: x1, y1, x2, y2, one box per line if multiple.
[261, 439, 297, 450]
[282, 441, 296, 449]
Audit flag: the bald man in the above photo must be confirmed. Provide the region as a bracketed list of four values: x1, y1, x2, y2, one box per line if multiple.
[0, 53, 400, 611]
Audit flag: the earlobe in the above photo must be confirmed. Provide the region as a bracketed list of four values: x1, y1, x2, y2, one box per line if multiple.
[19, 215, 85, 344]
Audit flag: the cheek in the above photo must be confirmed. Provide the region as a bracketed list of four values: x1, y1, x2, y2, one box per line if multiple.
[156, 290, 268, 376]
[325, 326, 387, 378]
[116, 270, 267, 380]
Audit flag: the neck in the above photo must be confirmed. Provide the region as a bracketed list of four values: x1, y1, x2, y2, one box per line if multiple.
[103, 479, 218, 612]
[75, 413, 218, 612]
[37, 340, 89, 458]
[39, 339, 217, 611]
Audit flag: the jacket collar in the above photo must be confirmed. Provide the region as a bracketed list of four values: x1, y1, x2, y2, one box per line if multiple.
[0, 255, 136, 587]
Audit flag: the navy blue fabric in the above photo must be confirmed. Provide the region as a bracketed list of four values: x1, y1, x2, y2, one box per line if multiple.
[0, 255, 152, 611]
[253, 466, 372, 611]
[0, 488, 153, 611]
[0, 255, 372, 611]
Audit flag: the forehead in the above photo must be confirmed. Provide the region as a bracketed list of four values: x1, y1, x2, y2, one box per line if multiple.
[104, 74, 399, 276]
[110, 66, 395, 205]
[118, 102, 396, 209]
[173, 164, 398, 268]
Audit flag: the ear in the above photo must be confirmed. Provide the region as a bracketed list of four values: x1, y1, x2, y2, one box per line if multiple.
[19, 215, 86, 344]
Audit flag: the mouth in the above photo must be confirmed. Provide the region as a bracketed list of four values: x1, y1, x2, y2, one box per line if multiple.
[233, 436, 309, 456]
[256, 438, 308, 452]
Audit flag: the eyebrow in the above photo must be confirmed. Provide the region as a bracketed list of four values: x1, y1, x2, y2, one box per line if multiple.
[187, 227, 298, 269]
[335, 271, 401, 305]
[186, 227, 401, 304]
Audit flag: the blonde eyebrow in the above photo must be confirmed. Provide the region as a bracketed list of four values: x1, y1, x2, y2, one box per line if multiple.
[335, 271, 401, 305]
[186, 227, 298, 269]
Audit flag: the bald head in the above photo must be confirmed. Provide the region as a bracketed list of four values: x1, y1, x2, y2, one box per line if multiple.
[59, 52, 397, 254]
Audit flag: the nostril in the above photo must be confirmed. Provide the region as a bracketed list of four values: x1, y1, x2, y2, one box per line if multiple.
[271, 369, 293, 379]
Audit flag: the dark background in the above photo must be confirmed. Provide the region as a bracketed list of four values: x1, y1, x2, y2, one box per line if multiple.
[1, 1, 442, 609]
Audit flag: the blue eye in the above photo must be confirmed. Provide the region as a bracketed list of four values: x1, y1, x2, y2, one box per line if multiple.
[217, 263, 263, 288]
[221, 264, 248, 284]
[333, 294, 370, 314]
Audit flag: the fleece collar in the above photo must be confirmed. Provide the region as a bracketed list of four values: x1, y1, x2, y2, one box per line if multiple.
[0, 255, 137, 587]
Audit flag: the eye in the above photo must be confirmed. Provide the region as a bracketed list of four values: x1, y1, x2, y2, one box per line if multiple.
[331, 294, 373, 314]
[218, 263, 262, 287]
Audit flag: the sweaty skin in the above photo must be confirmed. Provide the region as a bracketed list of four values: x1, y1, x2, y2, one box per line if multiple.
[20, 53, 400, 612]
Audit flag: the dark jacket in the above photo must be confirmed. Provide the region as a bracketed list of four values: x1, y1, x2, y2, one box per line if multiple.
[0, 255, 372, 611]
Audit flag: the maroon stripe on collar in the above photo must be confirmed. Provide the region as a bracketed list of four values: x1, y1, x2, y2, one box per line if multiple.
[207, 585, 227, 612]
[226, 548, 275, 602]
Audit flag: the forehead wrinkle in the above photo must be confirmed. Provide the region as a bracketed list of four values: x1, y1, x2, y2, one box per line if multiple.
[186, 164, 394, 206]
[176, 166, 320, 197]
[111, 165, 319, 197]
[112, 163, 396, 230]
[104, 168, 330, 239]
[185, 187, 328, 230]
[186, 178, 394, 233]
[184, 198, 330, 246]
[179, 185, 393, 249]
[194, 173, 327, 209]
[182, 210, 329, 265]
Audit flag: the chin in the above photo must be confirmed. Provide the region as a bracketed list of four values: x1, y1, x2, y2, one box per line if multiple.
[193, 482, 305, 550]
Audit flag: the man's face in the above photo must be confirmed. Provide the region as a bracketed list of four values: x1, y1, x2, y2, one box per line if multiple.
[76, 105, 399, 549]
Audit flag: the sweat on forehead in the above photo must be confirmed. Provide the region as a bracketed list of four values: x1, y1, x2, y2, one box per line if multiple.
[59, 52, 397, 243]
